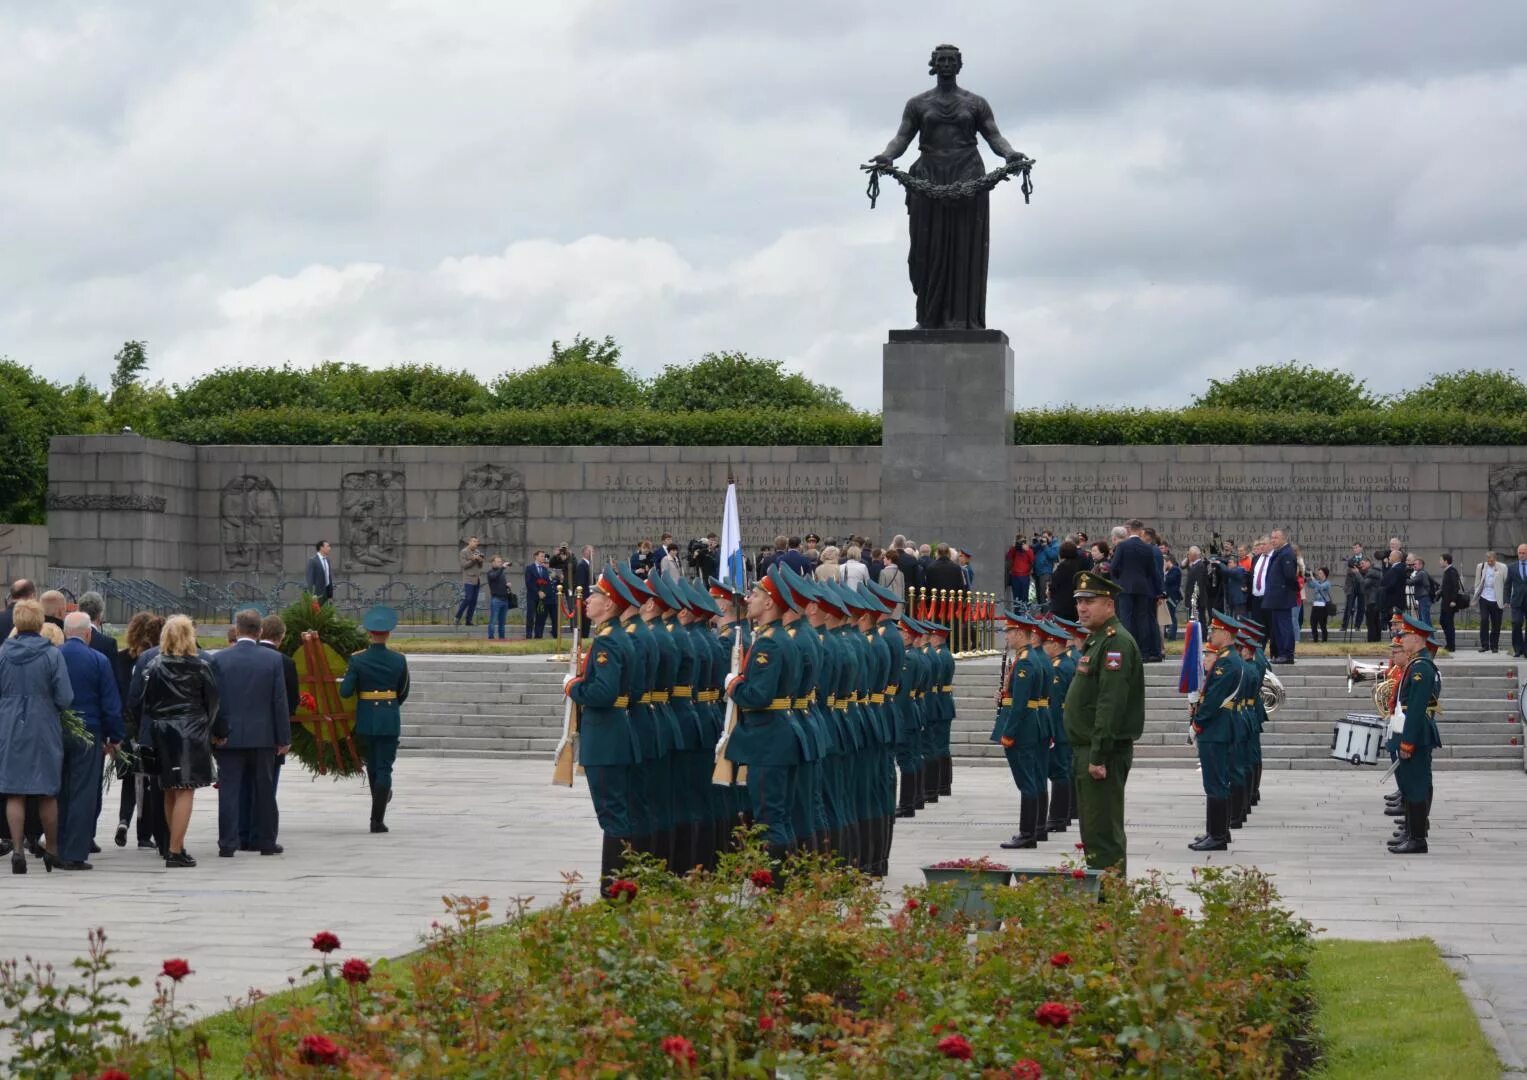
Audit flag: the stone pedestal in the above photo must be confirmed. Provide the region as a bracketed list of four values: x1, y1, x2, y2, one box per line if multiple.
[880, 329, 1015, 597]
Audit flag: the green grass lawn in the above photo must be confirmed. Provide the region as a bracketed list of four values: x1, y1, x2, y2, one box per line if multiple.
[196, 635, 567, 656]
[1308, 938, 1501, 1079]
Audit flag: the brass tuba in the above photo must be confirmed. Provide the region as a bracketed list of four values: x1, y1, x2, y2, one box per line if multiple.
[1345, 656, 1391, 712]
[1260, 666, 1286, 716]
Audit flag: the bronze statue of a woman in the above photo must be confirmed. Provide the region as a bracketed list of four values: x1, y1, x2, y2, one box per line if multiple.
[870, 45, 1028, 331]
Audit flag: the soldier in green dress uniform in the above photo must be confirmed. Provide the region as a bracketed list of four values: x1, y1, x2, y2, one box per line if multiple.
[563, 569, 641, 895]
[612, 565, 661, 863]
[339, 606, 411, 834]
[724, 572, 805, 865]
[774, 567, 829, 854]
[1062, 572, 1145, 877]
[996, 612, 1050, 849]
[927, 622, 956, 800]
[1037, 618, 1076, 834]
[1187, 612, 1245, 852]
[852, 581, 896, 876]
[651, 573, 706, 873]
[830, 581, 874, 871]
[1389, 613, 1442, 855]
[710, 577, 752, 842]
[1054, 615, 1089, 832]
[800, 574, 851, 859]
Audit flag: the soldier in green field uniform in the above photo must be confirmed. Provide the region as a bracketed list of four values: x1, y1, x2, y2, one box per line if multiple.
[1187, 612, 1245, 852]
[1063, 572, 1145, 878]
[339, 606, 411, 835]
[563, 569, 641, 895]
[996, 612, 1050, 849]
[1389, 613, 1442, 855]
[1038, 618, 1076, 835]
[725, 572, 805, 865]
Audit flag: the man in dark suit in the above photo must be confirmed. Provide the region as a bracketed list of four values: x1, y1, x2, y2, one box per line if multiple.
[306, 540, 335, 603]
[1260, 528, 1300, 663]
[923, 543, 967, 594]
[1181, 546, 1211, 633]
[524, 550, 553, 638]
[210, 609, 292, 858]
[1108, 520, 1163, 660]
[56, 613, 124, 869]
[574, 545, 594, 636]
[74, 591, 119, 664]
[241, 614, 299, 849]
[1438, 552, 1464, 653]
[779, 536, 809, 575]
[1508, 543, 1527, 657]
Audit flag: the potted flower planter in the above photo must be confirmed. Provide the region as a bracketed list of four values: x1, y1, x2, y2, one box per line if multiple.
[1009, 866, 1104, 899]
[920, 859, 1013, 930]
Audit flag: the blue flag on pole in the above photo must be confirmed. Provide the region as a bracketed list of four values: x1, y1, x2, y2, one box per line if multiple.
[720, 481, 744, 586]
[1178, 615, 1203, 699]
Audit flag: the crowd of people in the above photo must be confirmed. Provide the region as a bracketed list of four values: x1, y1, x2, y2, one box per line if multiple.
[0, 579, 302, 874]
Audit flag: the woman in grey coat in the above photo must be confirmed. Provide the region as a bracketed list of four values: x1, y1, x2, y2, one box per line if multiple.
[0, 600, 74, 873]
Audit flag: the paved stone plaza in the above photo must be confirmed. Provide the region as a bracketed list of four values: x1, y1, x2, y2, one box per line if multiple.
[4, 761, 1524, 1070]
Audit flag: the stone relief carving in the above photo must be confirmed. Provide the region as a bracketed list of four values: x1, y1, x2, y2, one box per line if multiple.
[1488, 465, 1527, 552]
[219, 474, 283, 572]
[340, 470, 406, 570]
[458, 464, 527, 560]
[46, 493, 167, 513]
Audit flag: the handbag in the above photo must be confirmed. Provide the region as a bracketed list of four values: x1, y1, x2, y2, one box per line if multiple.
[505, 587, 519, 611]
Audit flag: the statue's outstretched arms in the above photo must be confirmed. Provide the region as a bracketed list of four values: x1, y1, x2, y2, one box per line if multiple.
[871, 99, 920, 167]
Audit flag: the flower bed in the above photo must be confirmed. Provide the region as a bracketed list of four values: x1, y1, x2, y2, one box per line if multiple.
[3, 844, 1313, 1077]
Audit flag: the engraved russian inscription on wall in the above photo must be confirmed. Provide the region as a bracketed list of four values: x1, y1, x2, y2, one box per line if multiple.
[589, 464, 863, 550]
[219, 475, 283, 572]
[458, 464, 528, 561]
[1013, 460, 1413, 567]
[340, 470, 406, 570]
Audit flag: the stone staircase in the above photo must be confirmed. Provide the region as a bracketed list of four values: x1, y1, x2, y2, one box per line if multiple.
[398, 656, 1524, 771]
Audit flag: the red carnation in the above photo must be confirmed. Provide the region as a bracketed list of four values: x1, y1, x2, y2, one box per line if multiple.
[298, 1034, 344, 1066]
[1049, 952, 1071, 968]
[161, 957, 192, 982]
[937, 1033, 973, 1060]
[757, 1013, 775, 1032]
[1073, 842, 1085, 851]
[311, 931, 341, 953]
[310, 600, 321, 615]
[1173, 907, 1186, 917]
[903, 897, 920, 912]
[610, 879, 638, 902]
[1011, 1060, 1044, 1079]
[661, 1034, 697, 1067]
[299, 691, 317, 712]
[97, 1071, 132, 1080]
[1035, 1001, 1072, 1028]
[1071, 868, 1087, 879]
[341, 957, 371, 984]
[749, 868, 774, 890]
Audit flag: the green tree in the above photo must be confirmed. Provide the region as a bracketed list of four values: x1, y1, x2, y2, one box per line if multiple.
[645, 351, 848, 412]
[1393, 369, 1527, 414]
[548, 333, 622, 367]
[170, 362, 493, 420]
[491, 361, 646, 409]
[0, 361, 108, 523]
[1192, 362, 1376, 414]
[110, 340, 149, 396]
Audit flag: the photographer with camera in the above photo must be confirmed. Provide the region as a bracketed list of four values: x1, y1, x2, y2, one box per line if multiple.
[1342, 543, 1366, 633]
[687, 534, 719, 581]
[1005, 533, 1035, 610]
[455, 535, 486, 627]
[1031, 530, 1059, 611]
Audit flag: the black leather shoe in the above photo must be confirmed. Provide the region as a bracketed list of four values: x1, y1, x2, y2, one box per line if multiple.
[114, 826, 128, 848]
[56, 860, 94, 871]
[1189, 834, 1227, 851]
[165, 851, 197, 868]
[1383, 804, 1404, 817]
[89, 842, 101, 854]
[138, 838, 157, 849]
[238, 844, 258, 852]
[0, 839, 10, 856]
[259, 845, 284, 856]
[1388, 837, 1428, 854]
[999, 835, 1037, 849]
[218, 848, 236, 857]
[894, 807, 915, 818]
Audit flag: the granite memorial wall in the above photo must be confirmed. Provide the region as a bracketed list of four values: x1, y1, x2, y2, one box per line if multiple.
[44, 434, 1527, 596]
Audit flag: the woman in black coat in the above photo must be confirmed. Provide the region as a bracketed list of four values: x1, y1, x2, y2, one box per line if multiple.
[1048, 541, 1086, 623]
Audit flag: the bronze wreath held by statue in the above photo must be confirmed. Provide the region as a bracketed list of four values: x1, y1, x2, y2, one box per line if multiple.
[860, 155, 1035, 210]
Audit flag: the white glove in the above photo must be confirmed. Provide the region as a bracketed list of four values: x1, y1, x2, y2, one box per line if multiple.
[725, 673, 744, 695]
[562, 673, 577, 694]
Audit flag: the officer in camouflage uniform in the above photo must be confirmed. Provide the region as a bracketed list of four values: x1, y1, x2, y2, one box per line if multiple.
[339, 606, 411, 835]
[1062, 572, 1145, 877]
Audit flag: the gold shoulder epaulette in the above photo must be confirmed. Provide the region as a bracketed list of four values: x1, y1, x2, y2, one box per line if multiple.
[598, 625, 613, 636]
[1106, 627, 1116, 637]
[787, 628, 797, 638]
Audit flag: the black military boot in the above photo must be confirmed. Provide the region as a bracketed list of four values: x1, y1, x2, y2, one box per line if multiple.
[913, 763, 927, 811]
[1228, 786, 1244, 829]
[369, 785, 390, 833]
[1045, 782, 1069, 834]
[1033, 788, 1050, 842]
[1252, 764, 1263, 806]
[941, 754, 953, 797]
[1389, 803, 1429, 854]
[1190, 799, 1229, 851]
[1001, 796, 1038, 849]
[598, 834, 624, 898]
[923, 759, 940, 804]
[896, 772, 917, 818]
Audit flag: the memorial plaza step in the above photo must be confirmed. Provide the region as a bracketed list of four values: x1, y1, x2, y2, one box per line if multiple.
[393, 655, 1523, 770]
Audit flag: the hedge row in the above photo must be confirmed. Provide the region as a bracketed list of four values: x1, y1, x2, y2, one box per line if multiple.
[162, 406, 883, 446]
[1014, 407, 1526, 446]
[163, 404, 1526, 447]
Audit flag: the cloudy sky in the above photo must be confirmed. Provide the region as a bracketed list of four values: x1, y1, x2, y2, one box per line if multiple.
[3, 2, 1524, 410]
